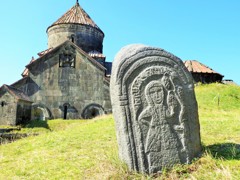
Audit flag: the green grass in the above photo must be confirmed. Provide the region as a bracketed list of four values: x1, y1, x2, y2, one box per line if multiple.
[0, 83, 240, 179]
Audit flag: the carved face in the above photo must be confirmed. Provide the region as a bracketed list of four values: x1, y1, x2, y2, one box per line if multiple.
[149, 85, 164, 104]
[146, 81, 164, 105]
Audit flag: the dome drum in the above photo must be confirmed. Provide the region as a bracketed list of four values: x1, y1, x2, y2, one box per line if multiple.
[47, 24, 104, 53]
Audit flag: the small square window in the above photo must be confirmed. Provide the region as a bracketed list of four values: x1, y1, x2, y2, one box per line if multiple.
[59, 54, 75, 68]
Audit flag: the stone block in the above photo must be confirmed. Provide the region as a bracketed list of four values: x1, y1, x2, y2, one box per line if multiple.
[110, 44, 201, 174]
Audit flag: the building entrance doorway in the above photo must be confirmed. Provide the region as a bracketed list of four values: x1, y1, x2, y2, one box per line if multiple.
[64, 105, 68, 120]
[63, 103, 70, 120]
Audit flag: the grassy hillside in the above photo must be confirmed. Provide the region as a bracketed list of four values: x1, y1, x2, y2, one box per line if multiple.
[0, 83, 240, 179]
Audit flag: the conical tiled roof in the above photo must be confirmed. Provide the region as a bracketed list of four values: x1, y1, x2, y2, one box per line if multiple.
[48, 2, 101, 31]
[184, 60, 223, 76]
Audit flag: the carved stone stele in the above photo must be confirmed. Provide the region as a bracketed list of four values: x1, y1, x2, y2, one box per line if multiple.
[110, 44, 201, 174]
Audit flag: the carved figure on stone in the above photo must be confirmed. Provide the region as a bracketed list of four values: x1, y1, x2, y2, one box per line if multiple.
[138, 80, 181, 173]
[110, 44, 201, 174]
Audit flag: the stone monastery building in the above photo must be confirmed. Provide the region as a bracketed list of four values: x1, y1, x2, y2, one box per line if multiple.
[0, 1, 112, 125]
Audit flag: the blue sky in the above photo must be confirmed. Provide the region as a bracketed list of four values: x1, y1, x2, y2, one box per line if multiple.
[0, 0, 239, 85]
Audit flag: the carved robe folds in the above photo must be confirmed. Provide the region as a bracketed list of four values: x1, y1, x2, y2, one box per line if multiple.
[110, 44, 201, 174]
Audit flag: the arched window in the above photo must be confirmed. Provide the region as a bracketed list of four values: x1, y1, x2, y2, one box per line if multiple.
[81, 104, 105, 119]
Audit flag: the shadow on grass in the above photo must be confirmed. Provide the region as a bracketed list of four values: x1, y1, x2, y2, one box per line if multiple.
[23, 120, 51, 130]
[205, 143, 240, 160]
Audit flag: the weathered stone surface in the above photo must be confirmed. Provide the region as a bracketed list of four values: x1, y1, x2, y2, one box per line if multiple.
[23, 41, 111, 120]
[110, 44, 201, 174]
[0, 85, 32, 125]
[0, 92, 17, 125]
[47, 24, 104, 53]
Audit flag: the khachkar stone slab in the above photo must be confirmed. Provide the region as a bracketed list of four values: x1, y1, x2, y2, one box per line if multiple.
[110, 44, 201, 174]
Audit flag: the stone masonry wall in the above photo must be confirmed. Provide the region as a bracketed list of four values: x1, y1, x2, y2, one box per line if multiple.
[0, 92, 17, 125]
[103, 80, 112, 113]
[16, 100, 32, 124]
[27, 44, 110, 119]
[47, 24, 104, 53]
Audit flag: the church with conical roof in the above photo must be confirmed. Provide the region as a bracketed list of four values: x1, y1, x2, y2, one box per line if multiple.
[0, 1, 112, 125]
[47, 1, 105, 56]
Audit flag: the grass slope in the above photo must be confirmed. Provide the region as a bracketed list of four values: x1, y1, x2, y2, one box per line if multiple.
[0, 83, 240, 179]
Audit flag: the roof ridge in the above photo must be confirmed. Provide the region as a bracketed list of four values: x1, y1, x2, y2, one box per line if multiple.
[184, 60, 223, 76]
[11, 76, 29, 87]
[2, 84, 32, 102]
[26, 40, 106, 72]
[198, 61, 215, 71]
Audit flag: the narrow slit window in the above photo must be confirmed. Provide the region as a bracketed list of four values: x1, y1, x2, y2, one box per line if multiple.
[1, 101, 6, 107]
[71, 34, 75, 43]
